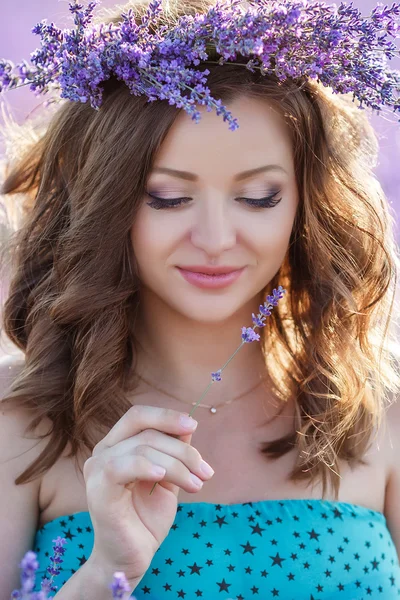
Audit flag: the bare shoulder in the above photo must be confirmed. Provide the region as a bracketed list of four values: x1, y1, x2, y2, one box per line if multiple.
[382, 391, 400, 557]
[0, 352, 52, 597]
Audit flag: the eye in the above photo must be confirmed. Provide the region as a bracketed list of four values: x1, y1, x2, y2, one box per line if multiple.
[237, 190, 282, 208]
[145, 190, 282, 210]
[146, 194, 191, 210]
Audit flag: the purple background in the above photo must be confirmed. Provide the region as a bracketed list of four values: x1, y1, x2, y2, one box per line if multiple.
[0, 0, 399, 356]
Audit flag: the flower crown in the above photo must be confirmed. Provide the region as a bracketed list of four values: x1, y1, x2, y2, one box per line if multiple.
[0, 0, 400, 131]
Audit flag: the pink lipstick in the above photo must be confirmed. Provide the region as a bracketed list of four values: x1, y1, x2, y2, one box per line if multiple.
[176, 266, 245, 289]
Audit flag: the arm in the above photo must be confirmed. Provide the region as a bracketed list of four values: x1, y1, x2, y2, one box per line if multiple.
[0, 353, 50, 598]
[52, 556, 144, 600]
[383, 392, 400, 560]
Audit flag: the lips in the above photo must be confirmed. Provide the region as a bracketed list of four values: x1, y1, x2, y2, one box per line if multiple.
[177, 265, 243, 275]
[176, 266, 246, 289]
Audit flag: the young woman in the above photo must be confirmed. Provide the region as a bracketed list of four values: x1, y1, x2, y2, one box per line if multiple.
[1, 0, 400, 598]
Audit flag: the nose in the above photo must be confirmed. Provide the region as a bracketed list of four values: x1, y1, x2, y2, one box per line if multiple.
[190, 197, 237, 258]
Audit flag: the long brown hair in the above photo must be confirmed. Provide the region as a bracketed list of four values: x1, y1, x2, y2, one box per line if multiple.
[1, 0, 400, 499]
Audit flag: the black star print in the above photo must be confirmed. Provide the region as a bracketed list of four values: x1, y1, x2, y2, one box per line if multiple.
[32, 499, 400, 599]
[188, 562, 202, 575]
[216, 578, 231, 592]
[251, 523, 265, 536]
[241, 541, 257, 555]
[371, 558, 380, 570]
[141, 586, 151, 595]
[308, 529, 320, 541]
[332, 507, 343, 520]
[270, 553, 285, 568]
[214, 515, 229, 528]
[63, 528, 75, 541]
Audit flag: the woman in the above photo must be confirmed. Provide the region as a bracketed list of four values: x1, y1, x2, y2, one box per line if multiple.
[1, 0, 400, 598]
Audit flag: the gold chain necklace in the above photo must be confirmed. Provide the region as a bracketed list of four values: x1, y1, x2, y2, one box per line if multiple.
[136, 373, 266, 414]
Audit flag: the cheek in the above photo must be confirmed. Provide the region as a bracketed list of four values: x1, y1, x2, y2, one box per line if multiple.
[130, 211, 182, 271]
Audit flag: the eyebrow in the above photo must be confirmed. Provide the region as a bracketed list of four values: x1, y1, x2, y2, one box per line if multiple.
[151, 164, 288, 181]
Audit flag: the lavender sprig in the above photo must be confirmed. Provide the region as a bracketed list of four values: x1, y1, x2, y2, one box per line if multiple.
[149, 285, 286, 495]
[10, 540, 138, 599]
[0, 1, 399, 129]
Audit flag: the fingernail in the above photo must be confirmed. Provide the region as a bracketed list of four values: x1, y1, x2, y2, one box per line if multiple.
[190, 473, 203, 488]
[200, 460, 214, 477]
[180, 414, 198, 429]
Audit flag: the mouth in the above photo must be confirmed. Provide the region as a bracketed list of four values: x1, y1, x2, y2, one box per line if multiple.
[176, 266, 246, 289]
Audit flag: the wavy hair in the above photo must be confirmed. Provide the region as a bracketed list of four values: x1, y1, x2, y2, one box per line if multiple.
[1, 0, 400, 499]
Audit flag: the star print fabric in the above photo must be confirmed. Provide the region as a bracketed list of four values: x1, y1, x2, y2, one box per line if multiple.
[32, 499, 400, 599]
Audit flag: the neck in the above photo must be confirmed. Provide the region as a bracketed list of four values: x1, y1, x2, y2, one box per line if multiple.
[132, 287, 268, 403]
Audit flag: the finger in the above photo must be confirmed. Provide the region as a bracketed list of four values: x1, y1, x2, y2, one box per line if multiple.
[85, 454, 167, 508]
[93, 405, 198, 455]
[133, 444, 205, 494]
[100, 428, 214, 482]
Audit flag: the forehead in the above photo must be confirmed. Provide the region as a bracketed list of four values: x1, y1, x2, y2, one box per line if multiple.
[151, 95, 294, 181]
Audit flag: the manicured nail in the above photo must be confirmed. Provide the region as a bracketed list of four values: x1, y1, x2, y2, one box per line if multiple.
[200, 460, 214, 477]
[180, 414, 198, 429]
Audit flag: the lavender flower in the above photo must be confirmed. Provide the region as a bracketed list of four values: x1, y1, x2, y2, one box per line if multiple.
[150, 285, 286, 495]
[241, 326, 261, 343]
[10, 540, 138, 599]
[211, 369, 222, 381]
[0, 1, 399, 129]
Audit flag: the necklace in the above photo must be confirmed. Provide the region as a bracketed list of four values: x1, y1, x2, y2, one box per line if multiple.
[136, 373, 266, 414]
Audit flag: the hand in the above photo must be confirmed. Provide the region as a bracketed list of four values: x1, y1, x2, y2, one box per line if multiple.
[82, 405, 215, 584]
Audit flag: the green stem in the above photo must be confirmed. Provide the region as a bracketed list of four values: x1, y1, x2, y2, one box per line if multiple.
[149, 338, 252, 495]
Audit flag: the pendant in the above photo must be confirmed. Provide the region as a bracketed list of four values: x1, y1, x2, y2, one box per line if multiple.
[210, 407, 217, 414]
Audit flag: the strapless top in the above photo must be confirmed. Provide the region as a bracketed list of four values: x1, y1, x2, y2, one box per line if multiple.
[32, 498, 400, 599]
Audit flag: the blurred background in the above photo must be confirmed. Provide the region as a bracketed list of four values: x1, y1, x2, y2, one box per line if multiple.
[0, 0, 399, 359]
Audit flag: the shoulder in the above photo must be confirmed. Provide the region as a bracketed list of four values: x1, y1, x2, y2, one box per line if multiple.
[0, 352, 52, 595]
[0, 351, 50, 475]
[382, 392, 400, 557]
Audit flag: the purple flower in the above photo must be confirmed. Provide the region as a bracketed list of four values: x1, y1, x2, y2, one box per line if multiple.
[0, 0, 399, 128]
[109, 571, 133, 599]
[259, 303, 272, 317]
[252, 313, 266, 328]
[211, 370, 222, 381]
[241, 326, 261, 343]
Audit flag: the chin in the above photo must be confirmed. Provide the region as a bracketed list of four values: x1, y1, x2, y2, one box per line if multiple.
[171, 298, 250, 325]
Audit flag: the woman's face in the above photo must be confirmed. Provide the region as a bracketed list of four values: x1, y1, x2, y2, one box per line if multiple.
[131, 95, 299, 323]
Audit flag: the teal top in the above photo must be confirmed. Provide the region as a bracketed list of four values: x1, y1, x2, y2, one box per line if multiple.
[32, 499, 400, 599]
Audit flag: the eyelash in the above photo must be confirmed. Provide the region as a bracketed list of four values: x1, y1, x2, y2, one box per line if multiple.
[146, 191, 282, 210]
